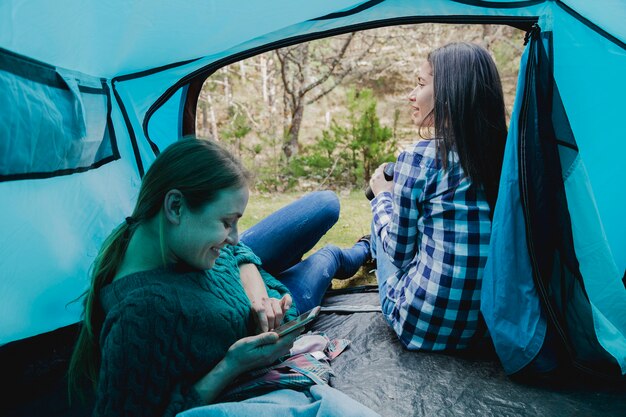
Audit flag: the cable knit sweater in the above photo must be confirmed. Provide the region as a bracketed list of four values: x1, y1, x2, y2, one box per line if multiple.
[94, 242, 297, 417]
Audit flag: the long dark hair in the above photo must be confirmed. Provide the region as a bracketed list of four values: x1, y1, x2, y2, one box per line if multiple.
[428, 42, 507, 213]
[68, 138, 250, 400]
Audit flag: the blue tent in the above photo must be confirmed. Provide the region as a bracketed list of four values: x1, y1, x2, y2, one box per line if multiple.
[1, 0, 625, 412]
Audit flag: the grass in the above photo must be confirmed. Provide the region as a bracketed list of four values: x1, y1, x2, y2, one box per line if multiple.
[240, 189, 377, 288]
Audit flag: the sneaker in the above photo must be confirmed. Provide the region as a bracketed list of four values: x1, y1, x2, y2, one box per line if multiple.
[356, 234, 371, 246]
[356, 235, 374, 264]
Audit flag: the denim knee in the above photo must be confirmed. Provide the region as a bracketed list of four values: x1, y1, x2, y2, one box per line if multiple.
[320, 244, 341, 259]
[307, 190, 340, 225]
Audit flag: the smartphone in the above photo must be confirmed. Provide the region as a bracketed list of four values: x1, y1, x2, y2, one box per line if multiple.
[273, 306, 321, 337]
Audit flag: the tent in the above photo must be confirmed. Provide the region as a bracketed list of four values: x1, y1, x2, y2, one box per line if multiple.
[1, 0, 625, 415]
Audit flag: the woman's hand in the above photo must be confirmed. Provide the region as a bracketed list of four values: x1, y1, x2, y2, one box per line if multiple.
[369, 163, 394, 197]
[250, 294, 292, 333]
[224, 330, 301, 374]
[239, 263, 293, 333]
[194, 330, 301, 403]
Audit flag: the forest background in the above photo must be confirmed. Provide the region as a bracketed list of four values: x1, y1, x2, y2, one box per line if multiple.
[195, 23, 526, 283]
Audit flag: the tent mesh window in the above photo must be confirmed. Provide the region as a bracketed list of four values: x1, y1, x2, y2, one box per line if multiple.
[0, 48, 119, 182]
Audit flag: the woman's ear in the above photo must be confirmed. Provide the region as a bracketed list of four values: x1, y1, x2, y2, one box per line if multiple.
[163, 189, 184, 225]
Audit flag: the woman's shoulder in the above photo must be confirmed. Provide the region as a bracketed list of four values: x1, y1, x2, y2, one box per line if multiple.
[402, 139, 436, 157]
[401, 139, 463, 170]
[102, 268, 207, 314]
[398, 139, 440, 170]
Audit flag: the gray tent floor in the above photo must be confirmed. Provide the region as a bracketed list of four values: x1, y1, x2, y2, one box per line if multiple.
[4, 288, 625, 417]
[312, 288, 626, 417]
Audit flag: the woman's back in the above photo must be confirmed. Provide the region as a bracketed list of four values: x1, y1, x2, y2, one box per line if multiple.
[377, 139, 491, 351]
[97, 264, 247, 416]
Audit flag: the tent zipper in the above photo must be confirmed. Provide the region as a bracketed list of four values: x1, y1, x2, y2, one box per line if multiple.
[518, 28, 616, 380]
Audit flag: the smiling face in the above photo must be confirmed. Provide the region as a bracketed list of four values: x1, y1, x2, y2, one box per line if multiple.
[167, 186, 249, 270]
[408, 61, 435, 128]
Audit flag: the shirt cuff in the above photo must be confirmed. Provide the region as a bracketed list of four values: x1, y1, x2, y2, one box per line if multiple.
[370, 191, 392, 208]
[370, 191, 393, 235]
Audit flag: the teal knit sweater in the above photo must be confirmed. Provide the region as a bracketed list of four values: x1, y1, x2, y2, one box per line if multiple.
[95, 242, 297, 417]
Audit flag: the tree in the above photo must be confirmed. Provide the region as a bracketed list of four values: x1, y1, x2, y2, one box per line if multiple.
[346, 89, 395, 183]
[290, 88, 396, 190]
[221, 107, 252, 159]
[275, 32, 378, 158]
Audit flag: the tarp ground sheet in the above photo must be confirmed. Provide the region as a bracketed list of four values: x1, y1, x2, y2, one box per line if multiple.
[312, 289, 626, 417]
[3, 288, 626, 417]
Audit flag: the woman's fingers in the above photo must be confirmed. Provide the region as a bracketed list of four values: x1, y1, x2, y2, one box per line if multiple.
[280, 294, 292, 312]
[257, 308, 269, 333]
[251, 295, 293, 333]
[270, 298, 284, 330]
[226, 330, 302, 373]
[251, 331, 280, 346]
[251, 299, 269, 333]
[373, 164, 386, 177]
[370, 164, 394, 196]
[262, 297, 277, 330]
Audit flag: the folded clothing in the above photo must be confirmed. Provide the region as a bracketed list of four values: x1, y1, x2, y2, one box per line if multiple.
[218, 332, 350, 402]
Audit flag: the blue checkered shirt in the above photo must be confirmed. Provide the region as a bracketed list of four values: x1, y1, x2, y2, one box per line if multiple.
[371, 139, 492, 350]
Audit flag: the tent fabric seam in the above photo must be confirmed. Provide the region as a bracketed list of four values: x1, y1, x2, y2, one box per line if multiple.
[556, 1, 626, 49]
[312, 0, 386, 21]
[112, 81, 145, 177]
[450, 0, 546, 9]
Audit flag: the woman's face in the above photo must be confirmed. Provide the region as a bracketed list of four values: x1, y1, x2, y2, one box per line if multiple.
[408, 61, 434, 128]
[168, 186, 249, 270]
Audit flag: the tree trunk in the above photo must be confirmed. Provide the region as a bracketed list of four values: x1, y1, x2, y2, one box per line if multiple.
[223, 68, 232, 108]
[260, 56, 268, 104]
[201, 104, 208, 137]
[239, 60, 246, 79]
[283, 102, 304, 158]
[207, 93, 219, 141]
[269, 68, 277, 134]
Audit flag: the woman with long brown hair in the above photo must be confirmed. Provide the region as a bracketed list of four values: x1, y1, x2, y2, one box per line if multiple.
[68, 138, 371, 416]
[368, 42, 507, 351]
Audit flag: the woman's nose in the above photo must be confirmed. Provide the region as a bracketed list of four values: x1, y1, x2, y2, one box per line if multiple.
[226, 225, 239, 246]
[408, 87, 418, 101]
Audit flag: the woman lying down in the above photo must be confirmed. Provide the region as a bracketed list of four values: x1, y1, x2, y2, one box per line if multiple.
[68, 138, 379, 417]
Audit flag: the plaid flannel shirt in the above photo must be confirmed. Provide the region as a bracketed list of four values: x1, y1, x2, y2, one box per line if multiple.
[371, 139, 492, 350]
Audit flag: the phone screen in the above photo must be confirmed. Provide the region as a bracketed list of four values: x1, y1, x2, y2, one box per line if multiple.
[274, 306, 321, 337]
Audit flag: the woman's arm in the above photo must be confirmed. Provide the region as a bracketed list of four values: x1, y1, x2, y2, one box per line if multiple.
[239, 263, 292, 332]
[239, 263, 269, 306]
[371, 150, 425, 268]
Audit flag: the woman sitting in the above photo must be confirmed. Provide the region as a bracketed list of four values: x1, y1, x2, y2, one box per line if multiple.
[368, 42, 507, 351]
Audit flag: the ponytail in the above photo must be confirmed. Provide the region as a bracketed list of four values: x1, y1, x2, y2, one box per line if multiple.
[68, 220, 136, 401]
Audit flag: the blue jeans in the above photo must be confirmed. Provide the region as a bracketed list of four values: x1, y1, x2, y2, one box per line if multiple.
[240, 191, 369, 312]
[370, 222, 400, 317]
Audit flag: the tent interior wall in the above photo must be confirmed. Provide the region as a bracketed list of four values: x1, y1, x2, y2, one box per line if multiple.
[1, 0, 625, 416]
